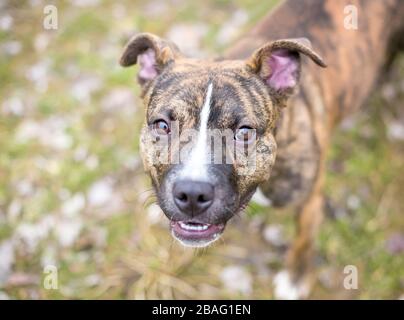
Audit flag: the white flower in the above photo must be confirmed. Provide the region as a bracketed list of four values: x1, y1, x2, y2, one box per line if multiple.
[87, 179, 114, 207]
[101, 88, 135, 114]
[251, 188, 272, 206]
[1, 41, 21, 55]
[25, 59, 51, 92]
[7, 200, 22, 223]
[85, 155, 99, 170]
[15, 117, 73, 150]
[73, 146, 88, 162]
[15, 179, 34, 197]
[34, 33, 50, 52]
[0, 291, 9, 300]
[71, 75, 102, 103]
[84, 274, 101, 287]
[0, 15, 13, 31]
[216, 10, 248, 45]
[387, 120, 404, 142]
[61, 193, 86, 218]
[55, 218, 83, 247]
[69, 0, 100, 7]
[0, 240, 14, 286]
[41, 244, 57, 267]
[166, 23, 208, 57]
[147, 203, 164, 225]
[16, 216, 54, 252]
[2, 96, 24, 116]
[347, 194, 361, 210]
[220, 265, 252, 295]
[263, 224, 285, 247]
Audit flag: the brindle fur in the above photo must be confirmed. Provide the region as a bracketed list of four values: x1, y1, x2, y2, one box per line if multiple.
[138, 59, 280, 221]
[226, 0, 404, 290]
[121, 0, 404, 298]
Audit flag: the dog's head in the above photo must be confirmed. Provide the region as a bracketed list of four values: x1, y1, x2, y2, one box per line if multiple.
[120, 33, 326, 247]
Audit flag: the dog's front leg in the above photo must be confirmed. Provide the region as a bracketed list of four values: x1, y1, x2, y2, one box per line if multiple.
[273, 175, 325, 300]
[272, 87, 330, 299]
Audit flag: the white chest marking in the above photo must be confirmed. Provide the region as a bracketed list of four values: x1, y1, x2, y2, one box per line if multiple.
[251, 187, 272, 206]
[180, 83, 213, 181]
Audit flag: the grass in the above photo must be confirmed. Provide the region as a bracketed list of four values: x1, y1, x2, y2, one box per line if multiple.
[0, 0, 403, 300]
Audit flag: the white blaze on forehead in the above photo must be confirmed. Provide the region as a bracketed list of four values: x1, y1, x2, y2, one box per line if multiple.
[180, 82, 213, 180]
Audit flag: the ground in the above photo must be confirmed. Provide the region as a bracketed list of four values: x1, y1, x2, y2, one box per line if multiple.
[0, 0, 403, 299]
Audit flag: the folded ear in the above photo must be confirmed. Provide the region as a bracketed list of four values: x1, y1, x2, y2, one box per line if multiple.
[120, 33, 183, 86]
[246, 38, 326, 100]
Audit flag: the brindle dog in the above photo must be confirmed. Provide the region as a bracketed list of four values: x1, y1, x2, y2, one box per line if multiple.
[120, 0, 404, 299]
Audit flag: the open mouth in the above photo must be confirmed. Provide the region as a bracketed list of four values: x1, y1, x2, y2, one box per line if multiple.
[170, 221, 225, 247]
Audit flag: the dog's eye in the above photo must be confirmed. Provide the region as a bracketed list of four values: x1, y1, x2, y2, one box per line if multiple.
[235, 126, 256, 143]
[152, 120, 170, 135]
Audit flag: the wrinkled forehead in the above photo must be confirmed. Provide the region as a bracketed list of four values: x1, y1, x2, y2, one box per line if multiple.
[145, 60, 274, 130]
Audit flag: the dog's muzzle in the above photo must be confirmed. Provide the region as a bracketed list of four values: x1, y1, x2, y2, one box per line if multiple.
[170, 179, 224, 247]
[158, 164, 239, 248]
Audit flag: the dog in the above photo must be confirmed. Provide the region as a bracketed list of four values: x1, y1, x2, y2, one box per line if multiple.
[119, 0, 404, 299]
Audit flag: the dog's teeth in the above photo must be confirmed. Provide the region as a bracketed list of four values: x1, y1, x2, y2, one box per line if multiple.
[178, 222, 209, 231]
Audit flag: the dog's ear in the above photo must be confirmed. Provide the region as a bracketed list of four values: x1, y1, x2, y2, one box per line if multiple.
[246, 38, 326, 101]
[120, 33, 183, 86]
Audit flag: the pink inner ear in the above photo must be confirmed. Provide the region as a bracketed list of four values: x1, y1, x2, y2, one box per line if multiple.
[138, 48, 158, 82]
[267, 49, 299, 91]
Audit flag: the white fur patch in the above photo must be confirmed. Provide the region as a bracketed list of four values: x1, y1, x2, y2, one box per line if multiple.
[273, 270, 310, 300]
[180, 83, 213, 181]
[251, 188, 272, 206]
[171, 229, 221, 248]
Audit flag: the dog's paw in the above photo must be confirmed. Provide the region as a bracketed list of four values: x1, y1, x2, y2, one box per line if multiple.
[273, 270, 310, 300]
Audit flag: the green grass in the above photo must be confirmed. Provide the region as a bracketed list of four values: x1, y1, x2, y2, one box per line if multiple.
[0, 0, 403, 300]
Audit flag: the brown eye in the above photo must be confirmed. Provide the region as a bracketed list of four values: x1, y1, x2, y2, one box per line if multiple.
[152, 120, 170, 135]
[235, 126, 255, 143]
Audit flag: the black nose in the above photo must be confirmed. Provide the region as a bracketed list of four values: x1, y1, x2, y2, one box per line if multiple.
[173, 180, 214, 216]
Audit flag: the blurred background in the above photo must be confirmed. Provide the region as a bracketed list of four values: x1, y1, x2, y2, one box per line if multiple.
[0, 0, 403, 299]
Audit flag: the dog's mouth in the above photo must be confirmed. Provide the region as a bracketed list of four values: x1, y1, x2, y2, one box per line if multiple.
[170, 220, 226, 247]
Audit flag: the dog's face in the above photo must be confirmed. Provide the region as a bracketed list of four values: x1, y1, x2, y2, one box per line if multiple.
[120, 33, 325, 247]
